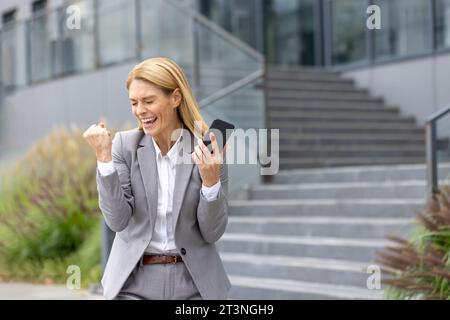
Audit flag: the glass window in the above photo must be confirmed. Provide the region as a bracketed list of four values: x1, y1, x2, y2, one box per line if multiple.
[97, 0, 136, 66]
[373, 0, 432, 60]
[32, 0, 47, 13]
[0, 25, 16, 89]
[2, 9, 16, 25]
[199, 0, 262, 51]
[29, 3, 56, 82]
[331, 0, 368, 65]
[263, 0, 317, 66]
[1, 8, 27, 89]
[139, 0, 194, 67]
[58, 0, 96, 74]
[436, 0, 450, 50]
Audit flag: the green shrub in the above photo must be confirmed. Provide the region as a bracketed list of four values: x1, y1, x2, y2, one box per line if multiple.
[0, 126, 103, 287]
[378, 187, 450, 299]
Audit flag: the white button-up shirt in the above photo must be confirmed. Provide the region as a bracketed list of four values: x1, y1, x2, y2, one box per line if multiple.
[97, 132, 221, 254]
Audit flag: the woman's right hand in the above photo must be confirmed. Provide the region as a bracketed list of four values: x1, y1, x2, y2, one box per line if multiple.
[83, 122, 113, 163]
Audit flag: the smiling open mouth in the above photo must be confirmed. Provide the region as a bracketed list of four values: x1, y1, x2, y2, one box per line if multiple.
[141, 117, 157, 127]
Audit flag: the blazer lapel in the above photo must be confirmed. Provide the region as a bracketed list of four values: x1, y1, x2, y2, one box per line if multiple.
[137, 133, 158, 226]
[172, 129, 195, 231]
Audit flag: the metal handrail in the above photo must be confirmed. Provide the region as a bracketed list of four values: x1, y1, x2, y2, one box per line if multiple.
[427, 104, 450, 123]
[426, 104, 450, 197]
[199, 69, 265, 108]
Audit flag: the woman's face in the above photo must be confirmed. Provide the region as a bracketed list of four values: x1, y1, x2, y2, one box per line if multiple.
[129, 79, 181, 139]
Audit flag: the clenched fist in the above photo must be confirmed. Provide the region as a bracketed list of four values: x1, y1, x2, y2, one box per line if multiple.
[83, 122, 112, 163]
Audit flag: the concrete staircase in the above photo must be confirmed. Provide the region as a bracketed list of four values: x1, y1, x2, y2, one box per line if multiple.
[214, 65, 433, 299]
[216, 163, 443, 299]
[266, 66, 426, 169]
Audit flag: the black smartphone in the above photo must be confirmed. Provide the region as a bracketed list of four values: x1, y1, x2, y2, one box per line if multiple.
[202, 119, 235, 153]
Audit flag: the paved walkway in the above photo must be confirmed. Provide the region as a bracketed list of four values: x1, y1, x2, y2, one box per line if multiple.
[0, 282, 104, 300]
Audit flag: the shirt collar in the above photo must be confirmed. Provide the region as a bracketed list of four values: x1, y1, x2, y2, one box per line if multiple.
[151, 124, 184, 169]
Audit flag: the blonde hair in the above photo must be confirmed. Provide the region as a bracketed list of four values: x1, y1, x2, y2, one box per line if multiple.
[126, 57, 208, 139]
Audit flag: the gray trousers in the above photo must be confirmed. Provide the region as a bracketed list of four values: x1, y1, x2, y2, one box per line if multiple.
[114, 255, 202, 300]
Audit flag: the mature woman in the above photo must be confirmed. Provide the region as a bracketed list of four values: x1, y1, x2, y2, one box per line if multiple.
[83, 57, 230, 300]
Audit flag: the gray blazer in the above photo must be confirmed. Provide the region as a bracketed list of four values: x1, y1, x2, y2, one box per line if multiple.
[96, 128, 231, 300]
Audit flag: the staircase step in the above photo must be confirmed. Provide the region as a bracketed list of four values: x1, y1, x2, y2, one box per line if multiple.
[278, 133, 425, 146]
[267, 90, 380, 101]
[218, 233, 388, 262]
[229, 198, 424, 217]
[249, 181, 427, 200]
[228, 275, 383, 300]
[278, 144, 425, 152]
[280, 154, 425, 163]
[221, 252, 377, 288]
[273, 126, 423, 136]
[268, 86, 368, 95]
[279, 157, 426, 169]
[268, 105, 399, 115]
[266, 79, 356, 91]
[271, 163, 449, 184]
[279, 153, 425, 160]
[278, 145, 425, 157]
[268, 110, 414, 123]
[227, 216, 415, 238]
[270, 120, 421, 131]
[268, 98, 394, 110]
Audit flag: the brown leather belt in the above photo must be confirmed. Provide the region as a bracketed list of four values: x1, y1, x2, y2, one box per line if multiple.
[142, 254, 183, 265]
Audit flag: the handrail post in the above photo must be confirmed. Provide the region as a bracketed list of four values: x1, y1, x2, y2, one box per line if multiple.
[424, 104, 450, 198]
[426, 120, 438, 198]
[261, 62, 272, 184]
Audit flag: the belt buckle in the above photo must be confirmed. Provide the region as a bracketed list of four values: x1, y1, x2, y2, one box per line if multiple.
[171, 255, 178, 264]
